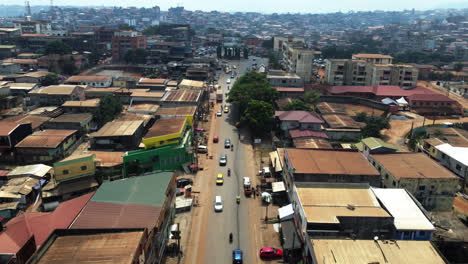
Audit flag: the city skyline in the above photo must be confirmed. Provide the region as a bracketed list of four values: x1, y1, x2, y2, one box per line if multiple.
[1, 0, 467, 13]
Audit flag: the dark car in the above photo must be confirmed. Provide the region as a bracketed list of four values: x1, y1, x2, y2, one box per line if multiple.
[176, 178, 193, 188]
[259, 247, 283, 259]
[233, 249, 243, 264]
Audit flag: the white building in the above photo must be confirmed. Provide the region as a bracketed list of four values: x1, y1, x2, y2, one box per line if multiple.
[435, 143, 468, 179]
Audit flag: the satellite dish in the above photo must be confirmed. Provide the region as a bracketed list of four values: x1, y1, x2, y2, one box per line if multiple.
[374, 236, 379, 241]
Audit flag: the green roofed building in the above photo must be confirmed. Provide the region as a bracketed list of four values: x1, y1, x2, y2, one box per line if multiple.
[356, 137, 399, 158]
[70, 171, 176, 264]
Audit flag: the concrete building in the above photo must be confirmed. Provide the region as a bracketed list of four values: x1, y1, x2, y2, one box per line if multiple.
[275, 111, 324, 132]
[434, 143, 468, 179]
[274, 36, 314, 82]
[408, 93, 463, 116]
[28, 85, 85, 106]
[325, 58, 419, 87]
[282, 149, 381, 188]
[267, 70, 303, 87]
[13, 20, 52, 35]
[142, 117, 191, 149]
[352, 53, 393, 64]
[369, 153, 459, 211]
[64, 75, 113, 88]
[111, 31, 147, 62]
[90, 120, 145, 150]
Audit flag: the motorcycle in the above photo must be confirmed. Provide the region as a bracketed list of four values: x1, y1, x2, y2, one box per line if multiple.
[229, 233, 233, 243]
[236, 195, 240, 204]
[228, 168, 231, 176]
[231, 144, 234, 151]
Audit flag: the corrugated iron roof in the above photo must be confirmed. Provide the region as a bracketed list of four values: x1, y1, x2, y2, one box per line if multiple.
[29, 85, 81, 95]
[49, 113, 93, 123]
[91, 120, 143, 137]
[0, 121, 20, 136]
[65, 75, 112, 83]
[70, 201, 162, 229]
[7, 164, 52, 178]
[15, 129, 77, 149]
[162, 89, 201, 102]
[144, 118, 185, 138]
[156, 106, 197, 116]
[61, 99, 100, 107]
[275, 111, 324, 123]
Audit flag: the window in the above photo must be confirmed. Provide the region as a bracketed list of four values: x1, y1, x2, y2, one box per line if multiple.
[419, 186, 425, 191]
[385, 174, 389, 179]
[392, 180, 396, 186]
[81, 165, 87, 171]
[63, 170, 69, 175]
[456, 164, 462, 171]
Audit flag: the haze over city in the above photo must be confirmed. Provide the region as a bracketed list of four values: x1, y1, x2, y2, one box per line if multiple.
[2, 0, 468, 13]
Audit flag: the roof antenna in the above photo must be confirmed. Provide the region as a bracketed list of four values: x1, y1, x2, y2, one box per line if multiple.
[25, 0, 32, 20]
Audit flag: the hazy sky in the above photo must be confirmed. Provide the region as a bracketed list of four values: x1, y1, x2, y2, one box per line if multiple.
[5, 0, 467, 13]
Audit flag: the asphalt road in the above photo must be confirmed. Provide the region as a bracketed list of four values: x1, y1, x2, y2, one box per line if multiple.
[203, 56, 268, 264]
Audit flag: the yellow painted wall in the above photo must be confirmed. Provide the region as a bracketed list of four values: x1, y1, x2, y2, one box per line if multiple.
[113, 80, 126, 88]
[54, 154, 96, 182]
[142, 117, 189, 149]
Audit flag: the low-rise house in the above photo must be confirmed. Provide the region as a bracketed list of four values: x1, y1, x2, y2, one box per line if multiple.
[84, 87, 124, 99]
[355, 137, 399, 158]
[69, 172, 176, 264]
[61, 98, 100, 113]
[288, 129, 328, 140]
[3, 82, 38, 96]
[283, 149, 381, 188]
[44, 113, 93, 134]
[321, 114, 364, 141]
[306, 239, 445, 264]
[369, 153, 459, 211]
[292, 138, 333, 149]
[267, 70, 303, 87]
[372, 188, 435, 240]
[0, 193, 93, 264]
[434, 143, 468, 179]
[15, 71, 50, 83]
[15, 129, 78, 163]
[113, 76, 137, 88]
[0, 62, 20, 74]
[160, 89, 202, 107]
[0, 122, 32, 153]
[28, 85, 85, 106]
[64, 75, 112, 88]
[136, 78, 168, 90]
[142, 117, 190, 149]
[40, 154, 98, 206]
[90, 120, 145, 150]
[276, 87, 305, 98]
[408, 93, 463, 116]
[6, 164, 52, 180]
[275, 111, 324, 132]
[155, 106, 197, 122]
[88, 151, 125, 180]
[292, 182, 393, 239]
[127, 103, 160, 115]
[3, 115, 50, 131]
[27, 229, 148, 264]
[130, 90, 165, 104]
[178, 79, 205, 90]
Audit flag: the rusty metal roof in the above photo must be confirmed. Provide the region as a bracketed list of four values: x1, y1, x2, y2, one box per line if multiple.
[162, 89, 201, 102]
[91, 120, 143, 137]
[0, 121, 21, 136]
[155, 106, 197, 116]
[29, 85, 81, 95]
[285, 148, 379, 175]
[144, 118, 185, 138]
[15, 129, 77, 149]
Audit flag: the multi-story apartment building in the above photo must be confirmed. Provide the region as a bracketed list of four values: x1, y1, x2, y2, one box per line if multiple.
[13, 20, 52, 35]
[273, 36, 314, 82]
[111, 31, 147, 62]
[326, 54, 418, 87]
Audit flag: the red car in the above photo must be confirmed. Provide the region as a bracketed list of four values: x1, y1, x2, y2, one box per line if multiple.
[259, 247, 283, 259]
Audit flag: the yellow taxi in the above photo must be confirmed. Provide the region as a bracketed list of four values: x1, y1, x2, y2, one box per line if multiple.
[216, 173, 224, 185]
[224, 106, 229, 113]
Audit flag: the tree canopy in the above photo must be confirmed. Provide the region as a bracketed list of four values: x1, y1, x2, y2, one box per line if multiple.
[93, 95, 123, 126]
[281, 99, 312, 111]
[241, 100, 275, 134]
[227, 72, 278, 111]
[361, 116, 391, 138]
[303, 90, 321, 109]
[40, 73, 59, 86]
[44, 41, 72, 55]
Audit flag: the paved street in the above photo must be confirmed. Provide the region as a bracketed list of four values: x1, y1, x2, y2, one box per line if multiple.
[184, 56, 270, 264]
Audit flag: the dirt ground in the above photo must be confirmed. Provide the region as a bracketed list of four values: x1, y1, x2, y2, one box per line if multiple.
[453, 195, 468, 216]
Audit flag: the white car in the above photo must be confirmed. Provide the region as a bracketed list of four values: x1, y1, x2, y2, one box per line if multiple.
[214, 196, 223, 212]
[226, 79, 231, 84]
[216, 110, 222, 117]
[219, 154, 227, 166]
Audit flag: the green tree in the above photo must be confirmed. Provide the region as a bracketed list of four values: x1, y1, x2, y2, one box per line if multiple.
[454, 62, 463, 72]
[93, 95, 123, 126]
[281, 99, 312, 111]
[40, 73, 59, 86]
[243, 47, 249, 59]
[303, 90, 321, 110]
[227, 72, 278, 112]
[355, 112, 368, 122]
[241, 100, 274, 135]
[361, 116, 391, 138]
[44, 41, 72, 55]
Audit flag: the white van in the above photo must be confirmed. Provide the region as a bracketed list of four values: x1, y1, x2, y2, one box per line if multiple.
[197, 145, 208, 153]
[214, 196, 223, 212]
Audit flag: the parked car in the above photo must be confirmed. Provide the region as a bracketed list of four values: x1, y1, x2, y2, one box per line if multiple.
[176, 178, 193, 188]
[216, 173, 224, 185]
[226, 79, 231, 84]
[233, 249, 243, 264]
[219, 154, 227, 166]
[259, 247, 283, 259]
[224, 138, 231, 148]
